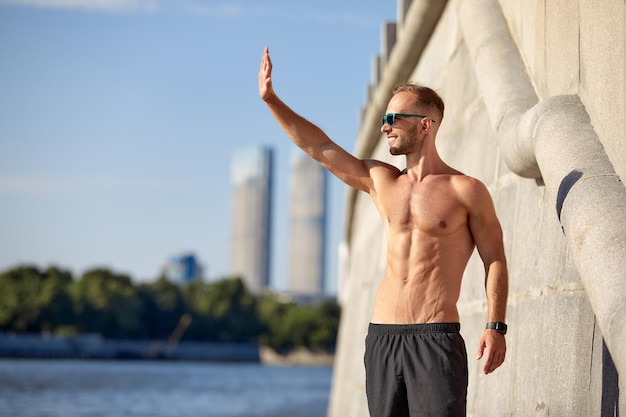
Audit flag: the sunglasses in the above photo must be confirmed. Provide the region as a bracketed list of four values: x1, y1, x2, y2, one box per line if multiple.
[381, 113, 436, 126]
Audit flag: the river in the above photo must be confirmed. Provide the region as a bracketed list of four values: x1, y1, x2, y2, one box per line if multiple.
[0, 359, 333, 417]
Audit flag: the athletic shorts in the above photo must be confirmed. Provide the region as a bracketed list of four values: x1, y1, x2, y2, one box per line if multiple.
[364, 323, 468, 417]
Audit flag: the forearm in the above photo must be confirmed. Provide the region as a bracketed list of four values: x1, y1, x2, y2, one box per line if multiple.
[263, 94, 332, 156]
[485, 260, 508, 322]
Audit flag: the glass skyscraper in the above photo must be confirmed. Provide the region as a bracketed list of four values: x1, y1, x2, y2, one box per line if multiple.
[288, 149, 327, 296]
[162, 253, 203, 284]
[230, 146, 273, 294]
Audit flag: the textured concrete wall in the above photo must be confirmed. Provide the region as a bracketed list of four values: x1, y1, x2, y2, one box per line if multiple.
[328, 1, 624, 416]
[499, 0, 626, 183]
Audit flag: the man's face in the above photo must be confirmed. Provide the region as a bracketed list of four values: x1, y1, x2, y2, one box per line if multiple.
[388, 123, 419, 155]
[382, 93, 423, 155]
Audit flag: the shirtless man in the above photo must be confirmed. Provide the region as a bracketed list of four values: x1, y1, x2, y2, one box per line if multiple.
[259, 47, 508, 417]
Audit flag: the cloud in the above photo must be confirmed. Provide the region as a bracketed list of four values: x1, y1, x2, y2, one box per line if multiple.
[0, 0, 377, 27]
[181, 2, 245, 17]
[0, 175, 195, 197]
[0, 176, 73, 196]
[181, 1, 375, 27]
[0, 0, 159, 13]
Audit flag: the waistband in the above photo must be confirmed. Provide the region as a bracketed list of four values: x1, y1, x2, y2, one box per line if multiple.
[368, 322, 460, 334]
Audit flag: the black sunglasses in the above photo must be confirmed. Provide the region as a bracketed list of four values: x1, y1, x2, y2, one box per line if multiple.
[381, 113, 436, 126]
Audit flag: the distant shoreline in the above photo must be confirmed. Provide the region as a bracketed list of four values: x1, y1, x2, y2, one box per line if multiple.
[0, 332, 334, 366]
[260, 346, 335, 366]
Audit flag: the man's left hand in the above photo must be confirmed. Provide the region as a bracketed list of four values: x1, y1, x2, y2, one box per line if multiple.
[476, 329, 506, 374]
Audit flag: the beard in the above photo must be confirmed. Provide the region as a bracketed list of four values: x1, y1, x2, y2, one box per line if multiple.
[389, 125, 420, 155]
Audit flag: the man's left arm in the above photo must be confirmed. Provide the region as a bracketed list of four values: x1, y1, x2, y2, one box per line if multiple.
[466, 179, 509, 375]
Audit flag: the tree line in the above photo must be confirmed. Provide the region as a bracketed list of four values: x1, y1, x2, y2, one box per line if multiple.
[0, 265, 340, 353]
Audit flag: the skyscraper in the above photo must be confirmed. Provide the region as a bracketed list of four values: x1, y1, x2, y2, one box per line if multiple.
[230, 146, 273, 294]
[288, 149, 327, 296]
[161, 252, 203, 284]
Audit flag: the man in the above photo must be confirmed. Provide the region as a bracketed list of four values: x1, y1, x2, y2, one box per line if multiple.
[259, 47, 508, 417]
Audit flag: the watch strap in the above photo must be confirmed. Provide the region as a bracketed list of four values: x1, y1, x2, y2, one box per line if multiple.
[486, 321, 507, 335]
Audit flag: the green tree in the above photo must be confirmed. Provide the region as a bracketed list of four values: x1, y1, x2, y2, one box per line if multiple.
[257, 297, 341, 352]
[138, 277, 186, 340]
[182, 277, 263, 342]
[0, 264, 341, 351]
[256, 294, 296, 349]
[180, 280, 215, 340]
[37, 266, 76, 333]
[0, 265, 45, 331]
[71, 268, 145, 338]
[309, 301, 341, 351]
[0, 265, 76, 334]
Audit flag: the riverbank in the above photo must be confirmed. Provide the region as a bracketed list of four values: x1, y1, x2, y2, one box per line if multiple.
[0, 332, 334, 365]
[260, 346, 334, 366]
[0, 332, 259, 361]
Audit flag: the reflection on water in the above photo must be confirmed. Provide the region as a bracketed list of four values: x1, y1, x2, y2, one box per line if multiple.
[0, 359, 333, 417]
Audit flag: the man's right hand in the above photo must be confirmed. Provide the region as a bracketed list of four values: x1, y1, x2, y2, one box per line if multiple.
[258, 47, 275, 102]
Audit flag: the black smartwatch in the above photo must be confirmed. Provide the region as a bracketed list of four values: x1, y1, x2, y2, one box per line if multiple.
[486, 322, 507, 335]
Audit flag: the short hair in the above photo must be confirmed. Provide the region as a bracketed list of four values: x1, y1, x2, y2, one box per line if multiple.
[392, 83, 444, 121]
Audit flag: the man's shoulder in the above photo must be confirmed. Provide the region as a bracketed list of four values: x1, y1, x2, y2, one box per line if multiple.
[453, 173, 483, 185]
[364, 159, 404, 178]
[429, 171, 482, 188]
[364, 158, 401, 170]
[448, 174, 494, 208]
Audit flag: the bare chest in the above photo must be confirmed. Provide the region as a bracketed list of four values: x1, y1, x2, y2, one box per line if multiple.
[377, 179, 467, 235]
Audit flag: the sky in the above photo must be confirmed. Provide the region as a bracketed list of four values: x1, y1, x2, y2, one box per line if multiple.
[0, 0, 398, 294]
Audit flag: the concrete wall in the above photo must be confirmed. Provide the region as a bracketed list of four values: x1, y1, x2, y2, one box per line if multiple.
[328, 1, 624, 416]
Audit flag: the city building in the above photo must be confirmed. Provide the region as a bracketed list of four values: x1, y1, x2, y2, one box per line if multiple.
[230, 146, 273, 294]
[161, 253, 203, 284]
[287, 149, 327, 297]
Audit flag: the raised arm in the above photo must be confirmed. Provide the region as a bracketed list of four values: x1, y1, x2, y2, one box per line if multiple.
[259, 47, 373, 193]
[465, 180, 508, 375]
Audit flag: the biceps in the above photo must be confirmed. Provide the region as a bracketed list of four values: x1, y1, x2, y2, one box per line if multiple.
[314, 145, 373, 192]
[470, 211, 505, 265]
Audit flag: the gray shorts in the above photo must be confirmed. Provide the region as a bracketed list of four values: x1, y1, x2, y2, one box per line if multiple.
[364, 323, 468, 417]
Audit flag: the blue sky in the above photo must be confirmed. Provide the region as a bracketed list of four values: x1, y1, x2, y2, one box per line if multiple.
[0, 0, 397, 293]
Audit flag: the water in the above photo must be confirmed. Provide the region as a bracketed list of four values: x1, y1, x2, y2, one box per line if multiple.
[0, 359, 333, 417]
